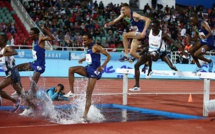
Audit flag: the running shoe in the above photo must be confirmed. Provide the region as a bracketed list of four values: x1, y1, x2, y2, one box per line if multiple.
[193, 67, 203, 73]
[0, 95, 2, 106]
[129, 57, 136, 63]
[119, 56, 129, 62]
[11, 88, 25, 99]
[129, 86, 141, 91]
[80, 117, 88, 124]
[142, 65, 148, 73]
[19, 108, 33, 116]
[147, 69, 152, 76]
[63, 91, 74, 98]
[171, 66, 178, 71]
[208, 60, 213, 72]
[13, 98, 21, 112]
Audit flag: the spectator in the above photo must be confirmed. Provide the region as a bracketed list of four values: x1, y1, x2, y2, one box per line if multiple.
[176, 52, 189, 64]
[151, 0, 157, 9]
[143, 3, 150, 14]
[107, 30, 115, 46]
[64, 31, 71, 49]
[180, 24, 187, 39]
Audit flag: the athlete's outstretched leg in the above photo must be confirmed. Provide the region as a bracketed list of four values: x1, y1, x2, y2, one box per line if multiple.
[129, 54, 147, 91]
[162, 56, 178, 71]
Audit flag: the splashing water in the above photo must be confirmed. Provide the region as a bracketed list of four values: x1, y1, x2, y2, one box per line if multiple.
[33, 78, 105, 124]
[205, 99, 215, 112]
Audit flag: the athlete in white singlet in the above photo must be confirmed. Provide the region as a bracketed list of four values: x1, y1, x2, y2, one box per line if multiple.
[129, 20, 183, 91]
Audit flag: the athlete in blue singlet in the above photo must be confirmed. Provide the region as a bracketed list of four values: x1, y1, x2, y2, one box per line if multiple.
[30, 39, 46, 74]
[66, 33, 111, 121]
[104, 3, 151, 62]
[85, 42, 102, 79]
[15, 25, 54, 116]
[189, 15, 215, 72]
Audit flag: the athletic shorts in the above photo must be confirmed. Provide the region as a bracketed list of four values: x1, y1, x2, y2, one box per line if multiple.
[200, 39, 215, 50]
[29, 62, 45, 74]
[159, 51, 167, 60]
[85, 66, 102, 80]
[5, 67, 21, 83]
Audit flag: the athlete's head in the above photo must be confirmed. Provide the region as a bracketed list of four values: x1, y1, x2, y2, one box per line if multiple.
[190, 14, 198, 26]
[82, 33, 93, 47]
[29, 27, 40, 40]
[151, 20, 160, 31]
[121, 3, 130, 16]
[0, 33, 8, 48]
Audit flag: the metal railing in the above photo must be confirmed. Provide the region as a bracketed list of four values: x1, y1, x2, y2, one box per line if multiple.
[11, 0, 53, 50]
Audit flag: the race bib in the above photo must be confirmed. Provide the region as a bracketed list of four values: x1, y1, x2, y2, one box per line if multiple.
[199, 32, 205, 38]
[0, 56, 5, 66]
[0, 48, 5, 66]
[86, 54, 92, 64]
[32, 49, 37, 60]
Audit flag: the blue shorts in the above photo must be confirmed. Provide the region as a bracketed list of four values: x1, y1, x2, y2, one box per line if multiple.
[29, 62, 45, 74]
[159, 51, 167, 60]
[85, 66, 102, 80]
[200, 39, 215, 50]
[5, 67, 20, 83]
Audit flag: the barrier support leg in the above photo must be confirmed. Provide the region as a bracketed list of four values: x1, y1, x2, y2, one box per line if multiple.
[123, 74, 128, 105]
[203, 78, 210, 116]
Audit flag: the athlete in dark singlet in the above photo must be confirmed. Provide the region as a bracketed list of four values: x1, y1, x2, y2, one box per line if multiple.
[189, 15, 214, 72]
[104, 3, 151, 62]
[14, 25, 54, 115]
[65, 33, 111, 121]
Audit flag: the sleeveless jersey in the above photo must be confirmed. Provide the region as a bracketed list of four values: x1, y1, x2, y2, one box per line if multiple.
[85, 42, 101, 69]
[32, 40, 45, 67]
[197, 20, 214, 47]
[130, 10, 145, 32]
[148, 29, 166, 52]
[0, 48, 15, 76]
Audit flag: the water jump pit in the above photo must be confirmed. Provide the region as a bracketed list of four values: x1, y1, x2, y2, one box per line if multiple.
[0, 103, 204, 124]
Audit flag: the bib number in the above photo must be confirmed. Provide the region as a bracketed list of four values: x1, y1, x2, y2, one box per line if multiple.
[86, 54, 92, 64]
[0, 56, 5, 66]
[32, 50, 37, 60]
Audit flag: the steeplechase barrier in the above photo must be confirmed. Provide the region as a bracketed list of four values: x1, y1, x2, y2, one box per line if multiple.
[116, 69, 215, 116]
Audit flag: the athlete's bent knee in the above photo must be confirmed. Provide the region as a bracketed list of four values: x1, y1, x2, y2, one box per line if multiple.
[122, 33, 128, 38]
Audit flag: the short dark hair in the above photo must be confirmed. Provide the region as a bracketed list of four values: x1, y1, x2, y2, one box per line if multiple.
[83, 33, 93, 39]
[57, 84, 64, 91]
[31, 27, 40, 34]
[151, 20, 160, 25]
[121, 3, 130, 8]
[190, 14, 198, 19]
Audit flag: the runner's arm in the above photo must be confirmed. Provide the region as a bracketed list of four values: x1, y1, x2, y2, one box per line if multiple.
[105, 14, 124, 27]
[3, 46, 17, 56]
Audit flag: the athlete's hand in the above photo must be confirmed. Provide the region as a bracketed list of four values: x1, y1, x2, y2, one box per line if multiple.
[78, 59, 84, 64]
[56, 87, 62, 93]
[96, 66, 104, 73]
[40, 24, 45, 30]
[199, 35, 206, 39]
[104, 23, 108, 28]
[140, 31, 146, 38]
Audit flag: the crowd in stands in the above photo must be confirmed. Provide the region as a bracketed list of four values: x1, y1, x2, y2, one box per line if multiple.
[0, 0, 30, 47]
[22, 0, 215, 52]
[20, 0, 127, 51]
[1, 0, 215, 55]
